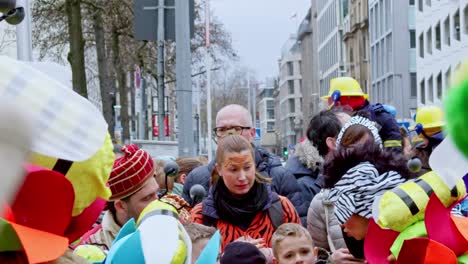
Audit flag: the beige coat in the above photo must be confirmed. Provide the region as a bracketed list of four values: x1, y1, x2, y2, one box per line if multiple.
[80, 210, 121, 252]
[307, 190, 346, 252]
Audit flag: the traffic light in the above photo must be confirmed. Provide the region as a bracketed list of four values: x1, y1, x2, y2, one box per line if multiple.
[282, 147, 288, 158]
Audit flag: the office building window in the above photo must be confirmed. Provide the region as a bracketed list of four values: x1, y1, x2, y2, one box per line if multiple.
[289, 98, 295, 113]
[420, 79, 426, 104]
[409, 0, 415, 5]
[410, 73, 417, 97]
[362, 35, 367, 59]
[426, 28, 432, 55]
[444, 16, 451, 45]
[419, 33, 424, 58]
[445, 68, 451, 93]
[380, 1, 384, 34]
[426, 0, 431, 7]
[385, 0, 391, 31]
[267, 122, 275, 132]
[436, 73, 442, 99]
[454, 10, 461, 41]
[435, 22, 441, 50]
[387, 34, 392, 71]
[298, 61, 302, 75]
[387, 76, 393, 101]
[287, 62, 294, 76]
[418, 0, 423, 12]
[288, 80, 294, 94]
[267, 109, 275, 120]
[464, 5, 468, 34]
[410, 30, 416, 48]
[428, 76, 434, 102]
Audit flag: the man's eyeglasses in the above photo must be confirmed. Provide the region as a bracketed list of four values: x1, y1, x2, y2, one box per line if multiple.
[213, 126, 251, 137]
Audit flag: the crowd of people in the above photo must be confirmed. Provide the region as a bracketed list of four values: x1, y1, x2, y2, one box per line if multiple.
[1, 74, 467, 264]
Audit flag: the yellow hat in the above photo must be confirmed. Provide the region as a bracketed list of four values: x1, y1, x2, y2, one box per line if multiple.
[321, 77, 368, 101]
[410, 105, 445, 131]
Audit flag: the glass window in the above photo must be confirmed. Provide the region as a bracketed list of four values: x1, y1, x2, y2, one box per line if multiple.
[444, 16, 451, 45]
[464, 5, 468, 34]
[426, 28, 432, 54]
[420, 79, 426, 104]
[426, 0, 431, 7]
[266, 100, 275, 109]
[387, 34, 392, 71]
[445, 68, 451, 93]
[454, 10, 461, 41]
[289, 98, 295, 113]
[410, 30, 416, 48]
[435, 22, 441, 50]
[410, 73, 417, 97]
[428, 76, 433, 102]
[436, 73, 442, 99]
[287, 62, 294, 76]
[288, 80, 294, 94]
[387, 77, 393, 101]
[410, 0, 415, 5]
[267, 109, 275, 120]
[418, 0, 423, 12]
[419, 33, 424, 58]
[267, 122, 275, 132]
[386, 0, 391, 31]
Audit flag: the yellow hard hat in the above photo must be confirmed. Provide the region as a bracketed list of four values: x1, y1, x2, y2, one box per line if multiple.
[411, 105, 445, 131]
[321, 77, 368, 101]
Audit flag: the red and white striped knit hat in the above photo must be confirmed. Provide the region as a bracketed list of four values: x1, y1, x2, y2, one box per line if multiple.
[108, 144, 154, 200]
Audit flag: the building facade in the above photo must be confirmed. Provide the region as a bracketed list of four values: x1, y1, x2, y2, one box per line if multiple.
[257, 78, 278, 153]
[369, 0, 417, 120]
[298, 5, 320, 134]
[416, 0, 468, 106]
[277, 35, 304, 150]
[316, 0, 347, 97]
[343, 0, 370, 95]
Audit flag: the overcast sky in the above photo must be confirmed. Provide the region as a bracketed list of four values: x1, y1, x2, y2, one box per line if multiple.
[211, 0, 311, 81]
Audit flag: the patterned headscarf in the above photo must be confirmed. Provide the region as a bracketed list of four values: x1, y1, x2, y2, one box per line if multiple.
[336, 116, 383, 149]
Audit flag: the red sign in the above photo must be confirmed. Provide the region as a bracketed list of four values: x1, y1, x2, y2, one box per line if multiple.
[152, 114, 169, 137]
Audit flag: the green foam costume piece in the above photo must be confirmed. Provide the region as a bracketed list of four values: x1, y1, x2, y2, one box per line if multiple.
[390, 220, 427, 259]
[459, 254, 468, 264]
[445, 78, 468, 158]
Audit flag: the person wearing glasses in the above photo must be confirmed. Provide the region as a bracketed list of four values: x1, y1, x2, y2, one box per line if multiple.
[183, 104, 308, 224]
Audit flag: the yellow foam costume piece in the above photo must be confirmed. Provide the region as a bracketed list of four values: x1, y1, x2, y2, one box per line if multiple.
[376, 171, 466, 232]
[136, 200, 191, 264]
[30, 133, 114, 216]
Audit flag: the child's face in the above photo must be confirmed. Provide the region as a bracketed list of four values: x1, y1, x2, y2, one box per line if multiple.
[274, 236, 316, 264]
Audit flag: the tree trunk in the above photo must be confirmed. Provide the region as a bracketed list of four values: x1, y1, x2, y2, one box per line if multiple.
[92, 7, 114, 136]
[112, 29, 130, 142]
[65, 0, 87, 98]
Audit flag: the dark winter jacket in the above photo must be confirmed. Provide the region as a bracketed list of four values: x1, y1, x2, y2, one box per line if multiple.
[359, 101, 402, 151]
[285, 140, 322, 226]
[182, 145, 308, 222]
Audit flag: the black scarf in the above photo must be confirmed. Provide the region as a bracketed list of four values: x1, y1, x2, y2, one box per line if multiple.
[213, 180, 269, 230]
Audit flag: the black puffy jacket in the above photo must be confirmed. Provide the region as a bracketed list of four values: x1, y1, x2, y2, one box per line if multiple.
[182, 146, 308, 224]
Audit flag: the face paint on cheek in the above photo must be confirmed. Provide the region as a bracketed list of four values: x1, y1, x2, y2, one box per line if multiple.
[222, 153, 254, 169]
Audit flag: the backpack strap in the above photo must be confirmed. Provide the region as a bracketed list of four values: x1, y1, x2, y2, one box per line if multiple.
[268, 194, 284, 229]
[321, 189, 337, 252]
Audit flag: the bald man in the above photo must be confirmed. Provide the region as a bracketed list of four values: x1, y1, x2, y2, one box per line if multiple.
[183, 104, 307, 225]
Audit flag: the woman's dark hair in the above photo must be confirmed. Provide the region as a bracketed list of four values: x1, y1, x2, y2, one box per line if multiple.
[339, 124, 375, 147]
[323, 137, 415, 188]
[306, 109, 343, 156]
